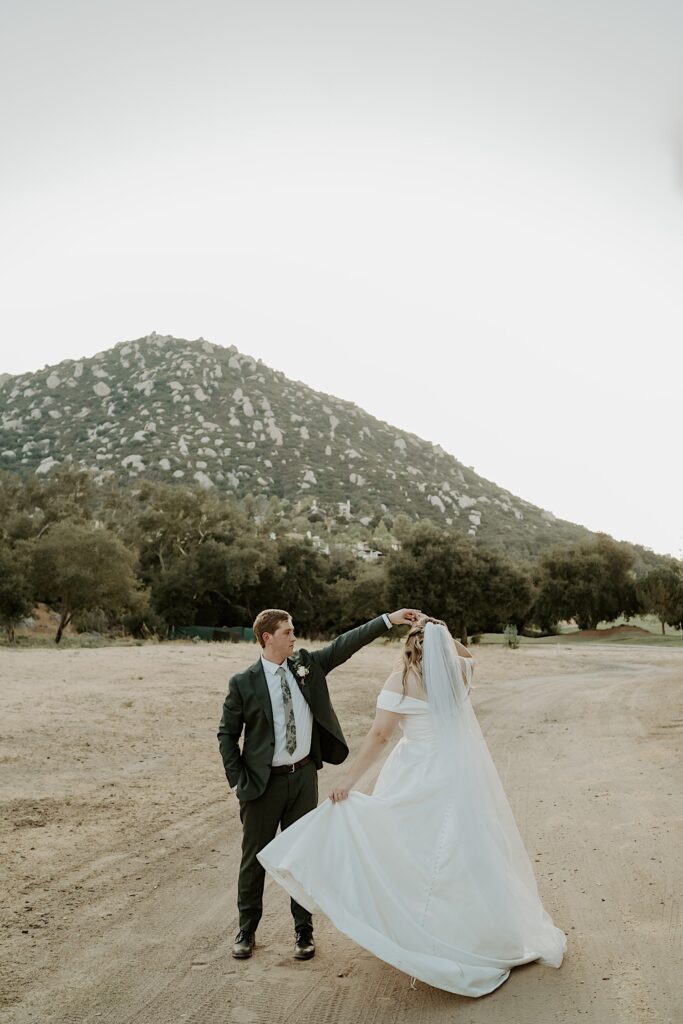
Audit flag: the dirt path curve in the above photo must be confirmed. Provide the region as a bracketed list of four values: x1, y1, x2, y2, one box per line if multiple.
[1, 643, 681, 1024]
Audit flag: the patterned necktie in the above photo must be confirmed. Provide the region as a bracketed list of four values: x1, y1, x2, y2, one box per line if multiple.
[276, 666, 297, 755]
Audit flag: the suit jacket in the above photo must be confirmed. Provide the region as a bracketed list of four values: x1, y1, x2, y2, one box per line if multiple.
[217, 615, 390, 801]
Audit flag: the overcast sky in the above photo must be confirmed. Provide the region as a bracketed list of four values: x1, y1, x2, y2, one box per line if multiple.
[1, 1, 681, 556]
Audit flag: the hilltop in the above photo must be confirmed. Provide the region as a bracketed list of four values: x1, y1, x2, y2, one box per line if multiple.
[0, 333, 638, 560]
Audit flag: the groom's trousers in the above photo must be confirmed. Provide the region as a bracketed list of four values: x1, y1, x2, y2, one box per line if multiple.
[237, 760, 318, 934]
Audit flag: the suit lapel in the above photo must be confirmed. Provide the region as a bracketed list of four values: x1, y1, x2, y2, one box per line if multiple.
[250, 661, 274, 732]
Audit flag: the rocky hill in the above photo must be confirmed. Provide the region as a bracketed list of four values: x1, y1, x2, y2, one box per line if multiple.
[0, 333, 595, 557]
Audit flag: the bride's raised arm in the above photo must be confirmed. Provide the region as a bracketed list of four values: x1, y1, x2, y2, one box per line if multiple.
[453, 636, 473, 659]
[451, 637, 474, 693]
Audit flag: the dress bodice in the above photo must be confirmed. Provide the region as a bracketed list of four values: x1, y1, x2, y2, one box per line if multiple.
[376, 689, 434, 743]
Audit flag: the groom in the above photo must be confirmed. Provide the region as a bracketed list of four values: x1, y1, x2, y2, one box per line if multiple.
[217, 607, 417, 961]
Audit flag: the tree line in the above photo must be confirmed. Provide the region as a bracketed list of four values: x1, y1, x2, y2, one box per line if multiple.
[1, 467, 681, 643]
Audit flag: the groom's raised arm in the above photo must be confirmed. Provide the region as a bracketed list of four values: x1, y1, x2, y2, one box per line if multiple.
[310, 609, 417, 675]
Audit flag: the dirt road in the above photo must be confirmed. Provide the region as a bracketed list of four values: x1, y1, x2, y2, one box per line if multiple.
[1, 641, 681, 1024]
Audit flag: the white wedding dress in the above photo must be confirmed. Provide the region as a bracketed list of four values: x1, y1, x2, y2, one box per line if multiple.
[258, 625, 566, 996]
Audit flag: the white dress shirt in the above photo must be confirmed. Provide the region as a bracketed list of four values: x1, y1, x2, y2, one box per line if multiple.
[261, 656, 314, 766]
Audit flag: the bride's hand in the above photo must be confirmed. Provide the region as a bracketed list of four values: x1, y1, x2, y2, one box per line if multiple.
[330, 781, 352, 803]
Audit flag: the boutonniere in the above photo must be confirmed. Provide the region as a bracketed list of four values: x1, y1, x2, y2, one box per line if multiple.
[296, 665, 310, 684]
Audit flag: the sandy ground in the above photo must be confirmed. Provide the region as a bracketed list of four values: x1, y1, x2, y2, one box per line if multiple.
[0, 639, 681, 1024]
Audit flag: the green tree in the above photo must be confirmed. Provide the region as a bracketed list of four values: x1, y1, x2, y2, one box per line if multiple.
[331, 562, 388, 633]
[149, 531, 284, 631]
[150, 557, 201, 627]
[391, 513, 416, 543]
[271, 540, 332, 639]
[33, 523, 143, 642]
[164, 536, 279, 628]
[387, 522, 538, 641]
[469, 550, 536, 633]
[31, 466, 97, 539]
[635, 565, 683, 635]
[113, 482, 267, 629]
[534, 534, 638, 631]
[110, 481, 248, 575]
[0, 472, 39, 544]
[0, 545, 35, 642]
[386, 523, 480, 642]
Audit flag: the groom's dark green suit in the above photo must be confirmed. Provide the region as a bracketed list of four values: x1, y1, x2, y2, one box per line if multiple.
[217, 615, 391, 935]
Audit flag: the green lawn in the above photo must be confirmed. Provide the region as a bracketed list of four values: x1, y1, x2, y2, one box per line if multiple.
[478, 621, 682, 647]
[536, 614, 679, 637]
[595, 614, 680, 636]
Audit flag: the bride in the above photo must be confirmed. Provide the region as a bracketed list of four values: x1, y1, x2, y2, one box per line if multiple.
[257, 615, 566, 996]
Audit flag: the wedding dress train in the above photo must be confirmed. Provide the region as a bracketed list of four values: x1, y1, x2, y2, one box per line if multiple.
[258, 629, 566, 996]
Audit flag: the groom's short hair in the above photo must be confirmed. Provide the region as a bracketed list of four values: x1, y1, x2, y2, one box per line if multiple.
[253, 609, 292, 647]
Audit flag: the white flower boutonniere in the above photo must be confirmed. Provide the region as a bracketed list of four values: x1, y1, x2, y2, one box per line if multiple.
[296, 665, 310, 683]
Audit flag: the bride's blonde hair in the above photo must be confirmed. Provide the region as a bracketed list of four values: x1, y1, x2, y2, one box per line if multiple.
[401, 614, 448, 696]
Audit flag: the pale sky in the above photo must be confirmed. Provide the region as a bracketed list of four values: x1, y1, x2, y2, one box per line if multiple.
[1, 1, 682, 556]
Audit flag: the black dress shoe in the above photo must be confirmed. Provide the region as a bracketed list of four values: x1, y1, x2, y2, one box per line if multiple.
[231, 930, 255, 959]
[294, 928, 315, 960]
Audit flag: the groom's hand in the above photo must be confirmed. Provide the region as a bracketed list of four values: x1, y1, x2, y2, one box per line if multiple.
[388, 608, 421, 626]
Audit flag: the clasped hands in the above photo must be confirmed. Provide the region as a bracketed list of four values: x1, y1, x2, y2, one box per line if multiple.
[388, 607, 421, 627]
